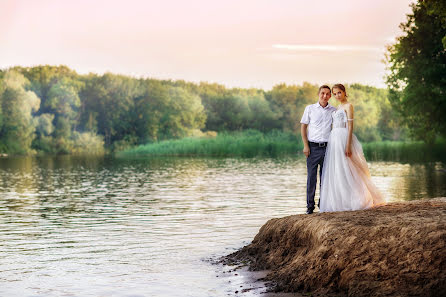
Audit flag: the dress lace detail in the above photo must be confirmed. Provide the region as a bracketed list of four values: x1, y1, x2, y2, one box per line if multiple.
[332, 108, 347, 129]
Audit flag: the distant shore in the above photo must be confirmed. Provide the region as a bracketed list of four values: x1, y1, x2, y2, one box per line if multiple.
[221, 198, 446, 297]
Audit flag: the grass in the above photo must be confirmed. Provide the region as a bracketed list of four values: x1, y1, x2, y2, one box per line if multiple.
[118, 130, 446, 162]
[117, 130, 302, 158]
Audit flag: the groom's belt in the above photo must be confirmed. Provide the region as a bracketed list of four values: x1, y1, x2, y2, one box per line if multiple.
[309, 141, 327, 147]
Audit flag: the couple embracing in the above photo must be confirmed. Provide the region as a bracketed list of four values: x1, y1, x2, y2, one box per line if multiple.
[301, 84, 385, 214]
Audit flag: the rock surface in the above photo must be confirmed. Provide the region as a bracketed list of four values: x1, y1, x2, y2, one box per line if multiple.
[224, 198, 446, 297]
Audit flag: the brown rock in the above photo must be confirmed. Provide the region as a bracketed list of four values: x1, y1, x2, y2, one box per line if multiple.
[226, 198, 446, 297]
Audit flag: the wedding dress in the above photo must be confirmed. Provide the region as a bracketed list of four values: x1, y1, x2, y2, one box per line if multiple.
[319, 108, 385, 212]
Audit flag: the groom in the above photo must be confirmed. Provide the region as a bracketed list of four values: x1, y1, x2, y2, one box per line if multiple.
[300, 85, 336, 214]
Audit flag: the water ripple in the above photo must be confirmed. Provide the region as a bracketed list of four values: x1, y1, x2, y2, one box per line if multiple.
[0, 156, 445, 296]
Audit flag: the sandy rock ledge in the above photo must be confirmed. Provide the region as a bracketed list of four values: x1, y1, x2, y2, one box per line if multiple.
[223, 198, 446, 297]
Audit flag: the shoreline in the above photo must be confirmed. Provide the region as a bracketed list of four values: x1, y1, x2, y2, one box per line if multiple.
[220, 198, 446, 297]
[213, 260, 304, 297]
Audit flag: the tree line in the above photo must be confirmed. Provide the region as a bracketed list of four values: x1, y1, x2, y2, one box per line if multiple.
[0, 65, 406, 154]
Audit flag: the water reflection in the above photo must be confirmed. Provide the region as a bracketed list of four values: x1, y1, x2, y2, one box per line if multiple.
[0, 156, 445, 297]
[369, 161, 446, 202]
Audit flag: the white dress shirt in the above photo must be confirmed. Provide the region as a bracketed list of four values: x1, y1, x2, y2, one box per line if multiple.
[300, 102, 336, 143]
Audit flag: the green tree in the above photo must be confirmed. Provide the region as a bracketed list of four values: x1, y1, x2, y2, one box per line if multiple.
[198, 82, 234, 131]
[133, 81, 207, 142]
[46, 77, 83, 139]
[79, 73, 140, 145]
[0, 71, 4, 131]
[13, 65, 85, 153]
[32, 113, 56, 153]
[246, 91, 280, 131]
[13, 65, 78, 115]
[386, 0, 446, 143]
[134, 80, 170, 142]
[266, 83, 315, 132]
[0, 71, 40, 153]
[35, 113, 55, 136]
[160, 86, 206, 138]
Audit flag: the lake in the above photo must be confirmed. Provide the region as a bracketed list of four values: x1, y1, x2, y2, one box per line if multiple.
[0, 155, 445, 297]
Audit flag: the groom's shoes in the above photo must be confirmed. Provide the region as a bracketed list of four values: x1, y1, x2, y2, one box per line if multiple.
[306, 208, 314, 214]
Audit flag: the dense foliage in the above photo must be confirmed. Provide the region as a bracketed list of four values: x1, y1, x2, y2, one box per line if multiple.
[0, 65, 406, 154]
[386, 0, 446, 143]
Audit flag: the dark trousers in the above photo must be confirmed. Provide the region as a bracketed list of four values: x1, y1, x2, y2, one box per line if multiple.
[306, 145, 327, 210]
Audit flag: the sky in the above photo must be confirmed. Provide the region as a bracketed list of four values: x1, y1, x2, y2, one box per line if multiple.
[0, 0, 414, 90]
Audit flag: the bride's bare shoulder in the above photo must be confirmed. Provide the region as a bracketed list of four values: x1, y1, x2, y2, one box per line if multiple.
[345, 102, 354, 111]
[345, 103, 354, 119]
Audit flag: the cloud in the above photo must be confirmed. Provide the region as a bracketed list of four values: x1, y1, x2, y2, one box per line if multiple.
[272, 44, 383, 53]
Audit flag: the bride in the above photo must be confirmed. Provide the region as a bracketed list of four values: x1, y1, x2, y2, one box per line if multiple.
[319, 84, 385, 212]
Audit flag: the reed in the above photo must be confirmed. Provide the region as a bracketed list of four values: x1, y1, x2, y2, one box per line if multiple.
[362, 139, 446, 162]
[118, 130, 302, 157]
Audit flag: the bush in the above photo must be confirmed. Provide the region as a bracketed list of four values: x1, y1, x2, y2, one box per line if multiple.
[71, 132, 105, 154]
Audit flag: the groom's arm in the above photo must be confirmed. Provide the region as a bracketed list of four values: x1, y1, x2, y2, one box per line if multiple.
[301, 124, 310, 157]
[300, 105, 310, 157]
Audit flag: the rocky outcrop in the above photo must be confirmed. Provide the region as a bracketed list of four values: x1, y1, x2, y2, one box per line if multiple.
[225, 198, 446, 297]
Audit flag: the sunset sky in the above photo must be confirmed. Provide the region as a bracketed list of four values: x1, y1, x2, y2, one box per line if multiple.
[1, 0, 414, 90]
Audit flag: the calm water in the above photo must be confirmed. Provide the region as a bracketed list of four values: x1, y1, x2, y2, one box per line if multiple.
[0, 156, 445, 297]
